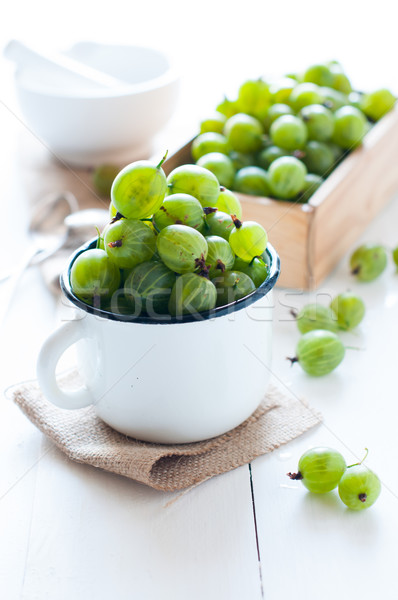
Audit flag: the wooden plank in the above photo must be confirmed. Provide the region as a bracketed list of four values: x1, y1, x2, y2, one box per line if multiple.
[251, 195, 398, 599]
[19, 453, 262, 600]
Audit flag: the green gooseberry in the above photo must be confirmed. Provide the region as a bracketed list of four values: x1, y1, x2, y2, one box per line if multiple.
[199, 113, 227, 134]
[289, 329, 345, 376]
[288, 447, 346, 493]
[167, 164, 220, 208]
[301, 141, 335, 176]
[212, 270, 256, 307]
[263, 103, 294, 131]
[111, 156, 167, 219]
[330, 293, 365, 331]
[92, 164, 119, 197]
[293, 303, 339, 334]
[338, 462, 381, 511]
[191, 132, 229, 161]
[156, 224, 208, 274]
[233, 166, 271, 197]
[360, 89, 396, 121]
[197, 152, 235, 188]
[257, 146, 287, 169]
[124, 261, 176, 316]
[320, 87, 349, 111]
[229, 151, 256, 171]
[350, 244, 388, 281]
[303, 64, 334, 87]
[224, 113, 264, 154]
[237, 78, 271, 120]
[393, 246, 398, 271]
[216, 96, 240, 119]
[204, 209, 235, 241]
[298, 174, 324, 203]
[205, 235, 235, 277]
[269, 77, 297, 104]
[288, 83, 324, 112]
[332, 106, 367, 149]
[70, 249, 121, 304]
[233, 256, 268, 287]
[216, 187, 242, 220]
[168, 273, 217, 316]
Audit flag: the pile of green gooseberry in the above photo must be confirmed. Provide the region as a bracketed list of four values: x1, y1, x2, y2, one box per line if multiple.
[288, 447, 381, 511]
[288, 291, 365, 376]
[70, 154, 271, 318]
[191, 61, 395, 202]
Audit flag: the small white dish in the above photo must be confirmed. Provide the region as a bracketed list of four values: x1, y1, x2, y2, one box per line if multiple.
[11, 41, 180, 166]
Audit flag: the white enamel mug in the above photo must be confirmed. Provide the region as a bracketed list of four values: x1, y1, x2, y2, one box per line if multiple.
[37, 242, 280, 444]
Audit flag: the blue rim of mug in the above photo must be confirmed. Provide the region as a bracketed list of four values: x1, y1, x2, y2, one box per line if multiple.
[61, 239, 281, 325]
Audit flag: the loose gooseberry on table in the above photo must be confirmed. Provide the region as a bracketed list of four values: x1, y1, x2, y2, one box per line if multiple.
[338, 450, 381, 511]
[292, 303, 339, 335]
[288, 329, 345, 376]
[287, 447, 346, 493]
[350, 244, 388, 281]
[393, 246, 398, 270]
[330, 292, 365, 330]
[287, 447, 381, 511]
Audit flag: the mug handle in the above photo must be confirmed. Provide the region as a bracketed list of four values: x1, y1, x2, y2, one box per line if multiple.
[37, 320, 94, 409]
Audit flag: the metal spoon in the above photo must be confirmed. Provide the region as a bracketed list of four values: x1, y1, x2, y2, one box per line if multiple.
[0, 193, 109, 325]
[0, 195, 109, 283]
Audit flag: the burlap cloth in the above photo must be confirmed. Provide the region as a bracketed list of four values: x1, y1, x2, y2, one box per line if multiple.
[10, 373, 322, 491]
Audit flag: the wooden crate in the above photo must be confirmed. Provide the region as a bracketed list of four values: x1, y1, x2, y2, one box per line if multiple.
[163, 107, 398, 289]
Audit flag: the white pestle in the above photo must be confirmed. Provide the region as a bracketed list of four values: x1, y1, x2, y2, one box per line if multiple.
[4, 39, 126, 89]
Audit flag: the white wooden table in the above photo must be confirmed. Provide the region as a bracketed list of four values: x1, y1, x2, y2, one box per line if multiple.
[2, 5, 398, 597]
